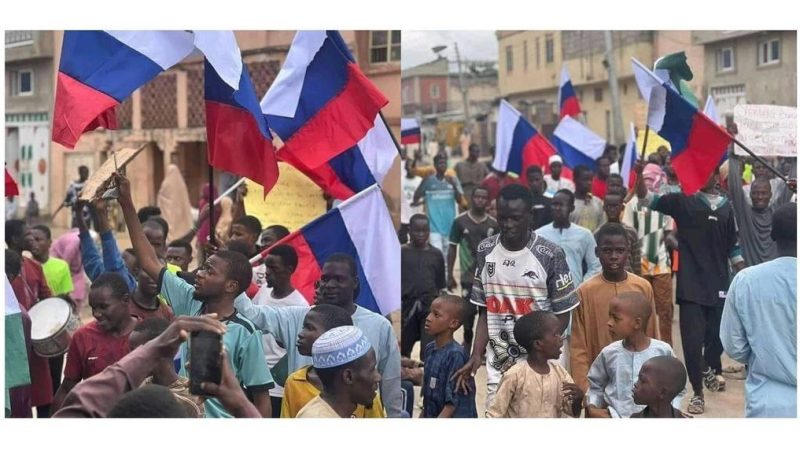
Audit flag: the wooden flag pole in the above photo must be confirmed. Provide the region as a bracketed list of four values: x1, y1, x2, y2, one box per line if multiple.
[208, 163, 216, 246]
[731, 137, 788, 183]
[640, 125, 650, 160]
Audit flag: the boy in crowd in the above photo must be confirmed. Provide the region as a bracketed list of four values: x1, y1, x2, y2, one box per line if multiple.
[447, 186, 497, 351]
[251, 244, 309, 417]
[228, 215, 266, 288]
[526, 165, 553, 230]
[544, 155, 575, 195]
[599, 192, 641, 276]
[166, 240, 194, 272]
[586, 292, 681, 418]
[570, 223, 658, 393]
[570, 165, 605, 232]
[282, 304, 385, 418]
[401, 214, 445, 359]
[422, 295, 477, 418]
[631, 355, 690, 418]
[53, 273, 139, 410]
[297, 326, 381, 418]
[487, 311, 583, 418]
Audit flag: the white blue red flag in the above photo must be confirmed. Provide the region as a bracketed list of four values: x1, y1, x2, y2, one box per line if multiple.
[53, 31, 196, 148]
[551, 116, 607, 172]
[261, 31, 388, 170]
[401, 118, 421, 145]
[199, 31, 279, 194]
[255, 185, 399, 315]
[558, 66, 582, 119]
[621, 123, 638, 189]
[493, 100, 558, 185]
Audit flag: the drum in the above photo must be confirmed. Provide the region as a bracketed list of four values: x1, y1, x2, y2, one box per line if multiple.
[28, 297, 81, 358]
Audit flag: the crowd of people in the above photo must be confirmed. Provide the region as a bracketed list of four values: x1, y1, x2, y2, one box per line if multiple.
[400, 138, 797, 418]
[6, 164, 399, 419]
[4, 128, 797, 420]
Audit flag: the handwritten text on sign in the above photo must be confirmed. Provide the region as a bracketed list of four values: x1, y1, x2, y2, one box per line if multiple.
[733, 105, 796, 157]
[243, 162, 326, 232]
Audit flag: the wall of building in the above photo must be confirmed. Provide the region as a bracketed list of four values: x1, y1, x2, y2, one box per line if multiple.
[702, 30, 797, 122]
[498, 31, 655, 144]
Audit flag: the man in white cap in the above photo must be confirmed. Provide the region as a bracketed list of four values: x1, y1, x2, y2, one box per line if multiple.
[544, 155, 575, 196]
[297, 326, 381, 418]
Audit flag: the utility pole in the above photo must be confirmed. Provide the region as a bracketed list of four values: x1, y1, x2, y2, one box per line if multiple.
[603, 30, 625, 146]
[454, 42, 471, 135]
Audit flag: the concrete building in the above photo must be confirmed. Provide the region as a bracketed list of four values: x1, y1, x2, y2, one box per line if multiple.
[692, 30, 796, 125]
[402, 57, 499, 152]
[4, 30, 401, 228]
[5, 31, 57, 216]
[496, 31, 705, 146]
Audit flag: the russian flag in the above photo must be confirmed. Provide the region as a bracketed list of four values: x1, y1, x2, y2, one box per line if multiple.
[401, 118, 421, 145]
[648, 82, 732, 194]
[261, 31, 388, 169]
[551, 116, 607, 172]
[53, 31, 195, 148]
[279, 115, 398, 200]
[200, 32, 279, 194]
[493, 100, 559, 185]
[621, 123, 638, 189]
[558, 66, 582, 119]
[251, 185, 399, 315]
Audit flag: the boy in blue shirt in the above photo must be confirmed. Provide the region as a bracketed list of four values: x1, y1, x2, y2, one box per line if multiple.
[422, 295, 477, 418]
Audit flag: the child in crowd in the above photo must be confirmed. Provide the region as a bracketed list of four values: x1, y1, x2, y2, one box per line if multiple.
[631, 355, 691, 418]
[570, 223, 659, 393]
[281, 304, 385, 418]
[586, 292, 682, 418]
[421, 295, 477, 418]
[487, 311, 583, 418]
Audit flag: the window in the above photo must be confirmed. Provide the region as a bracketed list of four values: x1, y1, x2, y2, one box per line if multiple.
[758, 38, 780, 66]
[535, 37, 541, 68]
[369, 30, 400, 63]
[10, 69, 34, 96]
[523, 41, 528, 70]
[545, 35, 554, 64]
[716, 47, 734, 72]
[594, 87, 603, 102]
[430, 84, 440, 99]
[505, 45, 513, 73]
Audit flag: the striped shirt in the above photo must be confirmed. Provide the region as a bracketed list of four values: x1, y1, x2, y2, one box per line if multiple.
[622, 196, 673, 276]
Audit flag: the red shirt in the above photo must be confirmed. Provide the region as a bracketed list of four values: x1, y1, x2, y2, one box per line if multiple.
[480, 173, 521, 201]
[63, 321, 135, 382]
[11, 257, 53, 310]
[592, 178, 608, 200]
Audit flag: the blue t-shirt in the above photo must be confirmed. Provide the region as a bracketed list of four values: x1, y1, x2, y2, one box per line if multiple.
[422, 340, 477, 418]
[420, 175, 462, 235]
[158, 269, 274, 418]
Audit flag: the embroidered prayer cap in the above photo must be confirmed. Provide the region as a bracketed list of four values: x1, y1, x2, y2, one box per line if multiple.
[548, 155, 563, 165]
[312, 325, 371, 369]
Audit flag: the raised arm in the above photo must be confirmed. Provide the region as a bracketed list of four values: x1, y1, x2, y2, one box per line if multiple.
[116, 173, 164, 281]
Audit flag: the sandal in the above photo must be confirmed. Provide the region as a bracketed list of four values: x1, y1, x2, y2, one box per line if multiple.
[688, 395, 705, 414]
[715, 375, 726, 391]
[703, 368, 721, 392]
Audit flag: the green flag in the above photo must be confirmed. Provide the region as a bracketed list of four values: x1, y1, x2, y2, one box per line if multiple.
[5, 276, 30, 412]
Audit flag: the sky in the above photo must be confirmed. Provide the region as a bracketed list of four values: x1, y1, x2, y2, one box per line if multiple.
[401, 30, 498, 69]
